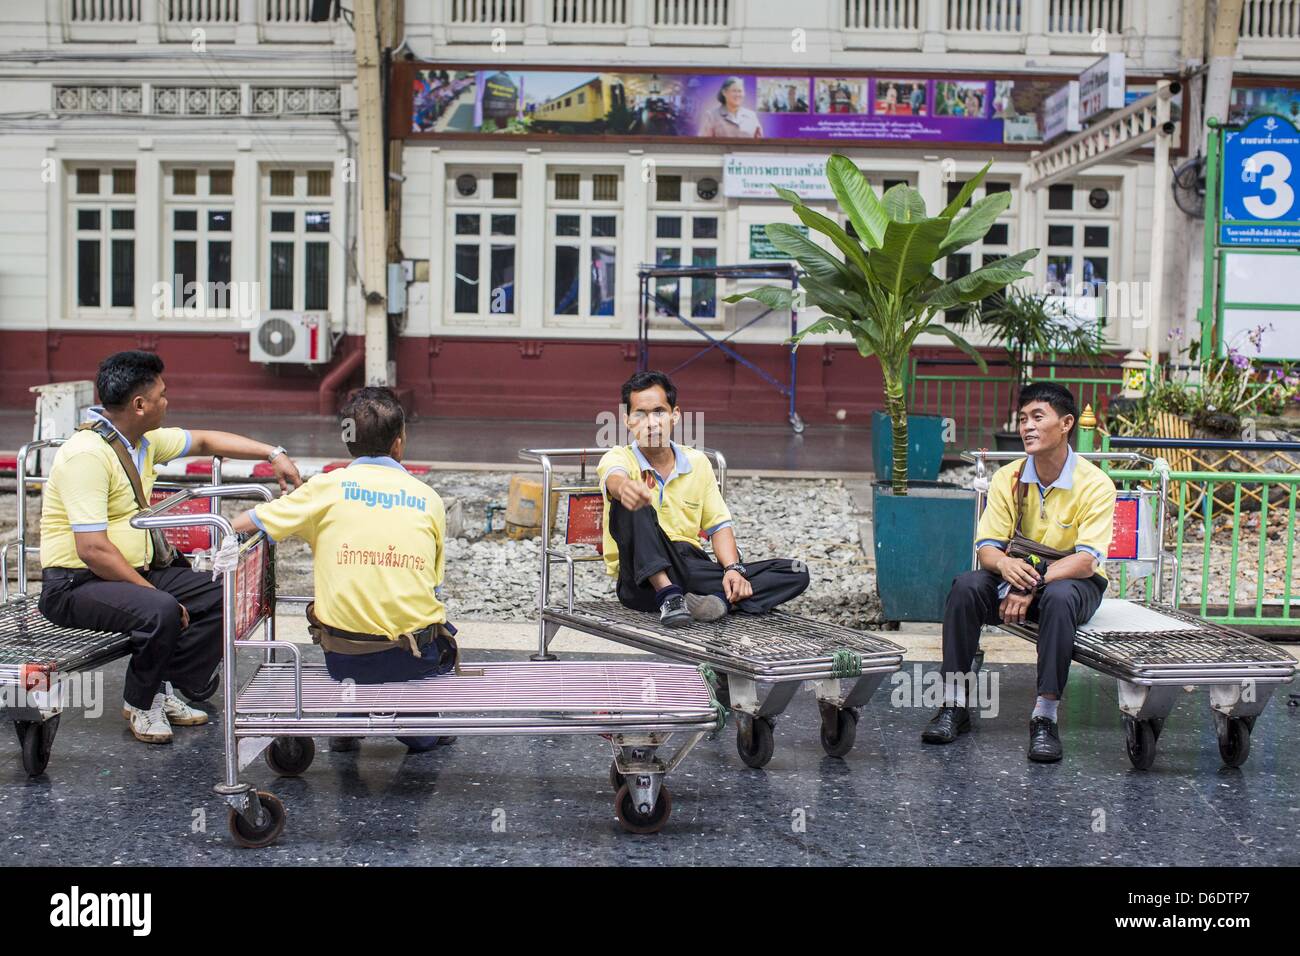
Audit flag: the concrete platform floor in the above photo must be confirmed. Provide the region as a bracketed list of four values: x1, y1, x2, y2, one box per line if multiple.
[3, 639, 1298, 866]
[0, 408, 880, 474]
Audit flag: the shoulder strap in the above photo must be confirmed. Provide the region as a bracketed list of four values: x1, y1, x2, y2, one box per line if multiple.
[1010, 460, 1027, 539]
[76, 420, 150, 510]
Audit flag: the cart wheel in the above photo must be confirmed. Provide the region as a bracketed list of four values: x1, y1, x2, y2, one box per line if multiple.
[736, 715, 775, 769]
[1123, 716, 1158, 771]
[790, 414, 806, 435]
[1216, 716, 1251, 768]
[614, 783, 672, 834]
[264, 737, 316, 777]
[609, 759, 625, 792]
[178, 670, 220, 704]
[819, 707, 858, 759]
[228, 791, 286, 849]
[18, 715, 59, 777]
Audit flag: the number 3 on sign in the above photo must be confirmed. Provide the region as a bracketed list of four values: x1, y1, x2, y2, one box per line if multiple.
[1242, 150, 1295, 220]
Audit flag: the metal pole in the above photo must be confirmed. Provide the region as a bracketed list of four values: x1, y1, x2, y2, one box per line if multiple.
[1146, 80, 1173, 366]
[355, 0, 390, 387]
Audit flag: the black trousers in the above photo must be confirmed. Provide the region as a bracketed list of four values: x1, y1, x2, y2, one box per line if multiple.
[607, 500, 810, 614]
[940, 568, 1105, 699]
[39, 563, 224, 710]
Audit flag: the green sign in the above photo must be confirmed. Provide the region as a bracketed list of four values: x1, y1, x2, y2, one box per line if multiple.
[749, 224, 808, 260]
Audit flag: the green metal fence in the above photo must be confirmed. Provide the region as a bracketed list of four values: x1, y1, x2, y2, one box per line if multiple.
[907, 356, 1126, 452]
[1106, 466, 1298, 633]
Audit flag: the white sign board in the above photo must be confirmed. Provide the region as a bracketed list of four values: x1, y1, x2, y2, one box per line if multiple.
[723, 154, 834, 200]
[1078, 52, 1126, 123]
[1043, 82, 1081, 142]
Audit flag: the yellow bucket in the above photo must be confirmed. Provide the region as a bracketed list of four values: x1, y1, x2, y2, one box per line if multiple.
[504, 474, 559, 539]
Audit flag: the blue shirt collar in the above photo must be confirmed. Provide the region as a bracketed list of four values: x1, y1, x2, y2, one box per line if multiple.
[349, 455, 407, 472]
[85, 405, 148, 455]
[1020, 446, 1077, 491]
[630, 441, 691, 482]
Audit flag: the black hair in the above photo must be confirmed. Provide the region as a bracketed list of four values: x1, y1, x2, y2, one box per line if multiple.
[621, 370, 677, 411]
[340, 386, 406, 457]
[1017, 381, 1079, 435]
[96, 350, 165, 410]
[717, 76, 744, 104]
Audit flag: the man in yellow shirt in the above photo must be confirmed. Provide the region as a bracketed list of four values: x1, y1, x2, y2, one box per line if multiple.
[232, 387, 453, 753]
[922, 382, 1116, 763]
[38, 350, 303, 745]
[597, 371, 809, 628]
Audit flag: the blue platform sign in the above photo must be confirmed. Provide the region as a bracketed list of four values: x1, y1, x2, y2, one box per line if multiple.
[1220, 114, 1300, 246]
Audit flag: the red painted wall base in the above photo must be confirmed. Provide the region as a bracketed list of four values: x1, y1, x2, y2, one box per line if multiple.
[0, 329, 995, 426]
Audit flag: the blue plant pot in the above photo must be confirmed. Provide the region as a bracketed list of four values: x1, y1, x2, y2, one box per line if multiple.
[872, 480, 977, 623]
[871, 411, 945, 482]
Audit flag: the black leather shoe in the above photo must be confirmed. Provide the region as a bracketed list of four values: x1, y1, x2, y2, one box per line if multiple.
[921, 706, 971, 744]
[1028, 716, 1063, 762]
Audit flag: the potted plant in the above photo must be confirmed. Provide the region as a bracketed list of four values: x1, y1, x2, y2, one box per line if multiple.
[955, 287, 1105, 451]
[727, 156, 1038, 621]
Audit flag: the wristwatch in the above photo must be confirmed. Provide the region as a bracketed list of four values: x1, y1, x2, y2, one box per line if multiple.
[267, 445, 287, 463]
[724, 562, 748, 577]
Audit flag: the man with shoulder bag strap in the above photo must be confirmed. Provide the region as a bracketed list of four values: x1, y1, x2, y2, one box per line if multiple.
[920, 382, 1116, 763]
[232, 387, 459, 754]
[38, 351, 303, 745]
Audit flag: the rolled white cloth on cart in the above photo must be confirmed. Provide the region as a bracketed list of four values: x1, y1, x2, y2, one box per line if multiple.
[210, 533, 240, 581]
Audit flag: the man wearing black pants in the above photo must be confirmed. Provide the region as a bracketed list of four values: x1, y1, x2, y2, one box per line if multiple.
[38, 351, 303, 744]
[922, 382, 1114, 762]
[597, 370, 810, 627]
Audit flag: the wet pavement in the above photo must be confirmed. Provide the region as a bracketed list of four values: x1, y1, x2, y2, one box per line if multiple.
[3, 647, 1298, 866]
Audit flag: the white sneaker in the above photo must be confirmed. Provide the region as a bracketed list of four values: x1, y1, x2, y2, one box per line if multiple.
[160, 682, 209, 727]
[123, 696, 173, 744]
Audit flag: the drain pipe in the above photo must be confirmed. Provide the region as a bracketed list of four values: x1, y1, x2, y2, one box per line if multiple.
[318, 347, 364, 416]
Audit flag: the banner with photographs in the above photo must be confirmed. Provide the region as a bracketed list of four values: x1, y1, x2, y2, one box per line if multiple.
[403, 66, 1077, 146]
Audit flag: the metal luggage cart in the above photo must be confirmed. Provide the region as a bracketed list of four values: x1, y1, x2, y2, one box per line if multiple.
[966, 449, 1297, 770]
[520, 447, 905, 769]
[0, 439, 223, 776]
[130, 490, 725, 847]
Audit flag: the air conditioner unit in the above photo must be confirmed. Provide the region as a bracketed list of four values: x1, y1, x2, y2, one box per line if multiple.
[249, 313, 332, 364]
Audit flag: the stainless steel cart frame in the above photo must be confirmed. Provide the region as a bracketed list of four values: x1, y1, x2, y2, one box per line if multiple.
[520, 446, 905, 769]
[129, 488, 724, 846]
[0, 439, 222, 776]
[966, 449, 1297, 769]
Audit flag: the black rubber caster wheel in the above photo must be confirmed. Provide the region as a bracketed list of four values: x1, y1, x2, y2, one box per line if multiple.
[609, 759, 625, 792]
[177, 670, 220, 704]
[264, 737, 315, 777]
[614, 783, 672, 834]
[820, 707, 858, 759]
[1216, 714, 1251, 768]
[228, 791, 287, 849]
[17, 715, 59, 777]
[736, 715, 775, 769]
[1123, 716, 1158, 771]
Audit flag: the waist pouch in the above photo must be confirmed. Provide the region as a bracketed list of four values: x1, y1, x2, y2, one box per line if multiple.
[305, 603, 482, 675]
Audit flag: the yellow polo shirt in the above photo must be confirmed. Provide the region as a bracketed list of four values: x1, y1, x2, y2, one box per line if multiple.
[40, 415, 192, 570]
[975, 448, 1117, 580]
[251, 456, 446, 638]
[596, 442, 732, 577]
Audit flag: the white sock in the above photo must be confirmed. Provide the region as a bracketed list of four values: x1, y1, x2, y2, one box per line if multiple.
[1033, 696, 1059, 722]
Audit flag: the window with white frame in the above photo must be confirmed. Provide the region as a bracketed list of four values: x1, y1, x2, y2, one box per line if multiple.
[941, 176, 1019, 323]
[1043, 180, 1119, 327]
[69, 165, 136, 314]
[164, 166, 234, 314]
[547, 169, 621, 323]
[648, 169, 723, 323]
[446, 167, 520, 321]
[262, 167, 334, 313]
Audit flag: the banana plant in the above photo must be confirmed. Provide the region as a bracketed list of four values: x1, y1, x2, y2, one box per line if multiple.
[726, 155, 1039, 495]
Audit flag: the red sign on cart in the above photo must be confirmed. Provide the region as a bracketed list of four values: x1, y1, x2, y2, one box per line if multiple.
[565, 493, 606, 551]
[1107, 495, 1140, 560]
[148, 490, 213, 552]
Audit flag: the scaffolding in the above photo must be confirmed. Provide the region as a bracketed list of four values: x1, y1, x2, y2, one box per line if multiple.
[636, 262, 804, 433]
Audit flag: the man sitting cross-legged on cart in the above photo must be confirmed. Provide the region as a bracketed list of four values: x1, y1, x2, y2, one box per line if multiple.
[597, 370, 810, 628]
[922, 382, 1116, 763]
[38, 350, 304, 746]
[231, 387, 456, 754]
